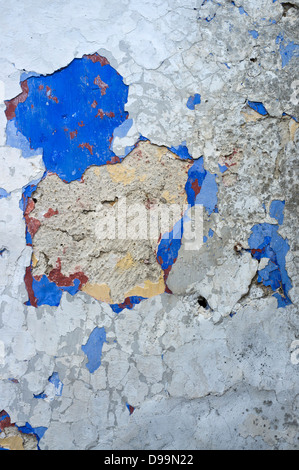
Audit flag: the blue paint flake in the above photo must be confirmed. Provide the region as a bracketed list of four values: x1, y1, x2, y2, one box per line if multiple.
[6, 119, 43, 159]
[0, 188, 10, 199]
[34, 392, 47, 399]
[218, 163, 228, 173]
[126, 403, 135, 415]
[231, 2, 248, 15]
[157, 218, 184, 271]
[238, 6, 248, 15]
[186, 94, 201, 110]
[169, 141, 192, 160]
[48, 372, 63, 396]
[27, 275, 63, 307]
[110, 296, 145, 314]
[248, 211, 292, 308]
[7, 54, 129, 182]
[112, 118, 133, 140]
[81, 327, 107, 373]
[247, 100, 268, 116]
[157, 157, 218, 270]
[195, 171, 218, 215]
[249, 30, 259, 39]
[16, 422, 47, 450]
[282, 112, 298, 122]
[185, 157, 206, 206]
[185, 157, 218, 214]
[276, 33, 299, 68]
[269, 200, 285, 225]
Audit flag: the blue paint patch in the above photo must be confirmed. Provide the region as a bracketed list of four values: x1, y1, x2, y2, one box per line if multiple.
[238, 6, 248, 15]
[60, 278, 81, 296]
[208, 228, 214, 238]
[34, 372, 63, 399]
[48, 372, 63, 396]
[276, 33, 299, 68]
[247, 100, 268, 115]
[81, 327, 107, 373]
[111, 118, 133, 143]
[157, 218, 184, 271]
[0, 412, 9, 423]
[282, 112, 298, 122]
[169, 141, 193, 160]
[195, 171, 218, 215]
[185, 158, 206, 206]
[8, 54, 129, 182]
[186, 93, 201, 110]
[0, 188, 9, 199]
[218, 163, 228, 173]
[19, 176, 45, 212]
[34, 392, 48, 399]
[248, 221, 292, 308]
[248, 30, 259, 39]
[231, 2, 248, 15]
[157, 157, 218, 270]
[269, 200, 285, 225]
[20, 71, 40, 82]
[6, 120, 43, 158]
[27, 275, 63, 307]
[16, 422, 47, 450]
[185, 157, 218, 214]
[126, 403, 135, 415]
[280, 41, 299, 68]
[203, 235, 208, 243]
[110, 296, 145, 314]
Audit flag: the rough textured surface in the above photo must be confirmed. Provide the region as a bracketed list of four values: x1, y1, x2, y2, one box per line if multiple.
[0, 0, 298, 451]
[30, 141, 192, 304]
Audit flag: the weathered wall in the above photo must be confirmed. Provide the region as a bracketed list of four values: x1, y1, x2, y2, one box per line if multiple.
[0, 0, 298, 450]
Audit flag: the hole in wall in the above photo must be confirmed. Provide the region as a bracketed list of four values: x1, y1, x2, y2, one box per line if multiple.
[197, 295, 208, 309]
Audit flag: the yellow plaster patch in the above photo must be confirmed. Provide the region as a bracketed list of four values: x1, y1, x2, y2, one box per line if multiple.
[32, 253, 38, 268]
[161, 190, 177, 204]
[139, 174, 147, 182]
[0, 435, 24, 450]
[124, 271, 165, 299]
[81, 282, 112, 303]
[116, 252, 137, 271]
[241, 109, 263, 122]
[107, 164, 136, 185]
[289, 119, 299, 141]
[157, 146, 168, 161]
[93, 167, 101, 177]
